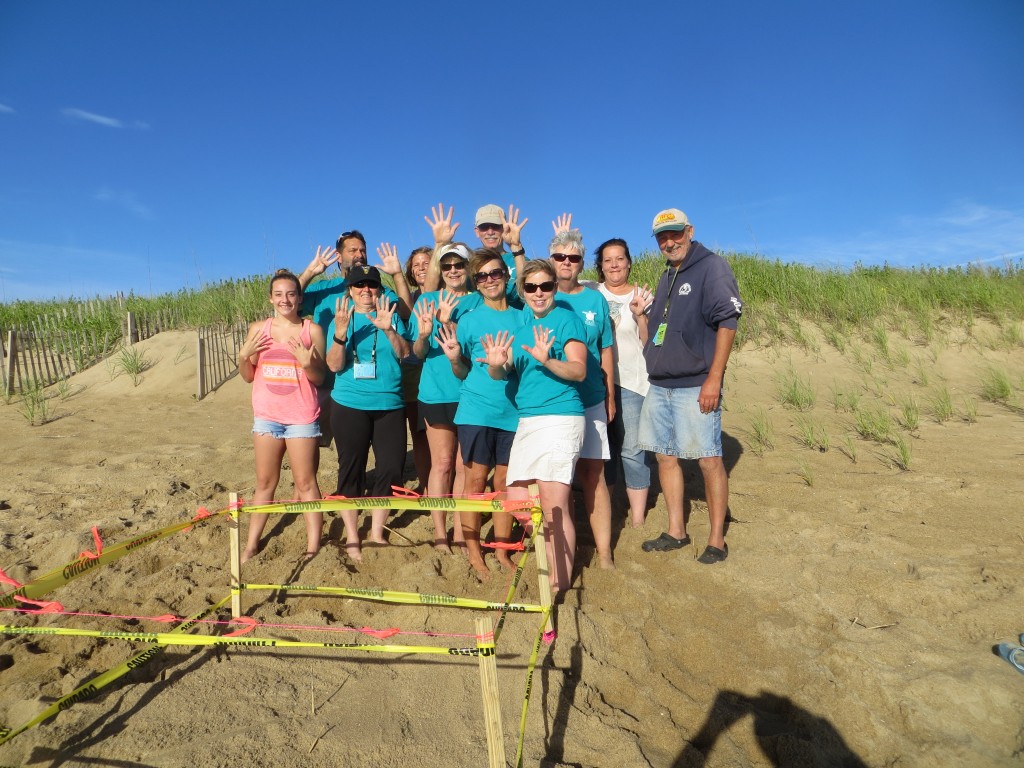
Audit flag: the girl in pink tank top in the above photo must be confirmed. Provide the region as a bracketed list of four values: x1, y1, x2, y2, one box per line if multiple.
[238, 270, 327, 563]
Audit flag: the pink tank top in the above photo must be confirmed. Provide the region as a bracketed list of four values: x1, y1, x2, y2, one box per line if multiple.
[251, 318, 320, 425]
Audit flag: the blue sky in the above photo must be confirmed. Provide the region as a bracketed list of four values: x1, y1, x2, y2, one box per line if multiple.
[1, 0, 1022, 301]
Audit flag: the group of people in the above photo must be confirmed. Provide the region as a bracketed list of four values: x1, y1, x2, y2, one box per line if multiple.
[238, 203, 743, 591]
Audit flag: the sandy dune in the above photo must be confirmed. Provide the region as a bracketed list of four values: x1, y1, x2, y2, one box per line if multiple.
[1, 328, 1022, 766]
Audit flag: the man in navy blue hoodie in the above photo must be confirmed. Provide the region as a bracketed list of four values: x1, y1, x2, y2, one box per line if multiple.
[632, 208, 742, 564]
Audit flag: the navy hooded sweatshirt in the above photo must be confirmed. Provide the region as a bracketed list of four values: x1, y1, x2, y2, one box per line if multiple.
[642, 241, 742, 388]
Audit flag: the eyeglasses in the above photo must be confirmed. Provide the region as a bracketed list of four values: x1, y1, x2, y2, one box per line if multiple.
[476, 223, 502, 233]
[550, 253, 583, 264]
[440, 261, 465, 272]
[351, 280, 378, 289]
[523, 281, 555, 294]
[474, 268, 506, 284]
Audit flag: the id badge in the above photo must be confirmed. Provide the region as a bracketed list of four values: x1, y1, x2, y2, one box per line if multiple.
[653, 322, 668, 347]
[353, 362, 377, 380]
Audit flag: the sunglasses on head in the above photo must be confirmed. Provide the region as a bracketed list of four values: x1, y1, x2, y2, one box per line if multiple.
[440, 261, 465, 272]
[476, 223, 502, 233]
[550, 253, 582, 264]
[351, 280, 377, 289]
[523, 281, 555, 294]
[474, 268, 507, 284]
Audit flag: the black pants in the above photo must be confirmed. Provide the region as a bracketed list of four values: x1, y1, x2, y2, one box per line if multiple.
[330, 402, 406, 498]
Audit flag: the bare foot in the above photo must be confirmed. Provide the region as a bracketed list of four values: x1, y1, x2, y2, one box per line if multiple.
[240, 547, 257, 565]
[496, 552, 515, 572]
[344, 542, 363, 563]
[630, 516, 646, 529]
[597, 552, 615, 570]
[469, 557, 491, 582]
[367, 536, 388, 546]
[433, 539, 453, 554]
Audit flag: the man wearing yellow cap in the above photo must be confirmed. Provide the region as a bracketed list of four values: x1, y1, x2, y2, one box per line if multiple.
[633, 209, 742, 564]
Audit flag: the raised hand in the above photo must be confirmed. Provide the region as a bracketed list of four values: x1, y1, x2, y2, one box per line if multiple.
[239, 328, 272, 361]
[551, 213, 572, 236]
[435, 323, 462, 362]
[522, 325, 555, 365]
[370, 294, 396, 331]
[424, 202, 460, 245]
[412, 299, 437, 340]
[377, 242, 402, 276]
[501, 205, 529, 249]
[477, 330, 513, 369]
[630, 285, 654, 317]
[287, 335, 314, 367]
[305, 245, 339, 277]
[333, 297, 354, 337]
[437, 288, 460, 325]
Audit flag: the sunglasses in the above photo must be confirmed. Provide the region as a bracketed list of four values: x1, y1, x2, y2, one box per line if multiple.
[474, 268, 507, 284]
[476, 223, 502, 233]
[440, 261, 465, 272]
[523, 281, 555, 294]
[550, 253, 583, 264]
[351, 280, 378, 289]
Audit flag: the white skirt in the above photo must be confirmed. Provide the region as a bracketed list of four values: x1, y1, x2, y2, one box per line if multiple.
[506, 414, 585, 485]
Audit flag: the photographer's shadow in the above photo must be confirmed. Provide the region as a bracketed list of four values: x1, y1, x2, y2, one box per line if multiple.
[673, 689, 868, 767]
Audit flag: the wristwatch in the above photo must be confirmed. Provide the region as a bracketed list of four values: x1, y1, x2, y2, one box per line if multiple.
[511, 247, 526, 257]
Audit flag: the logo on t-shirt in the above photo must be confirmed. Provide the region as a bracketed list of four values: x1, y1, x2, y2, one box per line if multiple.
[678, 283, 691, 296]
[582, 310, 596, 326]
[261, 348, 301, 395]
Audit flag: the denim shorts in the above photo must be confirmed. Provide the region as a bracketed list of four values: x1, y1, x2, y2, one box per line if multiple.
[252, 418, 321, 439]
[637, 384, 722, 458]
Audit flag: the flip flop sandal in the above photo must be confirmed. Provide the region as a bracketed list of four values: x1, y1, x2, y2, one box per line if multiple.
[641, 532, 692, 552]
[697, 544, 729, 564]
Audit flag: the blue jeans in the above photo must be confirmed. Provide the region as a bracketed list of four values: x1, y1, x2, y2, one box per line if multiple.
[605, 386, 651, 489]
[638, 383, 722, 458]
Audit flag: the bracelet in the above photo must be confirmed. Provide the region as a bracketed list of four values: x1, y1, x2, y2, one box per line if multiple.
[511, 247, 525, 257]
[333, 335, 347, 344]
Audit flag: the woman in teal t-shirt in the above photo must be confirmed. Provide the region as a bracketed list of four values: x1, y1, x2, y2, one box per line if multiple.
[479, 260, 587, 593]
[326, 265, 410, 562]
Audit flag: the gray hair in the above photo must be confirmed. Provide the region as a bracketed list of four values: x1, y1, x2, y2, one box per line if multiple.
[548, 228, 584, 256]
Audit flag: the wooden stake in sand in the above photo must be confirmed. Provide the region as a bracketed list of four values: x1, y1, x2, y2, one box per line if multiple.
[528, 483, 555, 637]
[229, 492, 242, 618]
[475, 617, 506, 768]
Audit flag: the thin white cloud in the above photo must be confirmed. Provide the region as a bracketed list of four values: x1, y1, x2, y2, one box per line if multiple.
[62, 108, 123, 128]
[0, 103, 14, 114]
[94, 187, 155, 220]
[767, 201, 1024, 270]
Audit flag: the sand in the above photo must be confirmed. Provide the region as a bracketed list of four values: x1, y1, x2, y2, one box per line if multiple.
[1, 327, 1023, 767]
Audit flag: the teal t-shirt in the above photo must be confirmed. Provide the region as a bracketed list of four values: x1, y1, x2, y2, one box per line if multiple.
[554, 287, 613, 408]
[511, 307, 586, 417]
[454, 304, 520, 431]
[411, 290, 474, 404]
[327, 311, 407, 411]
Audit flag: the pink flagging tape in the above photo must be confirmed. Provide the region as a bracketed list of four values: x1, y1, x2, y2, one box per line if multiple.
[483, 541, 525, 551]
[0, 568, 22, 589]
[359, 627, 400, 639]
[224, 616, 258, 637]
[12, 595, 63, 613]
[77, 526, 104, 560]
[390, 486, 420, 498]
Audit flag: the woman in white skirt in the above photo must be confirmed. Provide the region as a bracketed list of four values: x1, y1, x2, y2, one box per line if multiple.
[481, 260, 587, 592]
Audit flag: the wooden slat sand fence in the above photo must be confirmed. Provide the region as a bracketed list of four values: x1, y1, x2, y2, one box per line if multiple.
[196, 321, 249, 400]
[2, 323, 112, 398]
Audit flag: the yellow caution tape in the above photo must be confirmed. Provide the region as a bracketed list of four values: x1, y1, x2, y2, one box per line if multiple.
[241, 497, 537, 516]
[0, 623, 501, 656]
[238, 583, 545, 614]
[515, 607, 552, 768]
[0, 511, 229, 610]
[0, 596, 230, 747]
